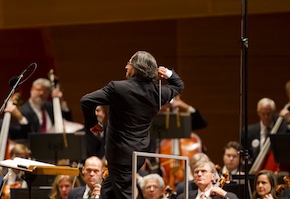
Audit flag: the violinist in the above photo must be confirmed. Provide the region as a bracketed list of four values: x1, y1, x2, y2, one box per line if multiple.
[1, 144, 31, 198]
[49, 175, 80, 199]
[221, 141, 244, 184]
[176, 160, 238, 199]
[252, 170, 278, 199]
[175, 152, 211, 196]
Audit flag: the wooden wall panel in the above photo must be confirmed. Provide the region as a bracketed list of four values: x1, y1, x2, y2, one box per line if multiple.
[1, 0, 290, 29]
[176, 13, 290, 164]
[48, 21, 178, 124]
[0, 12, 290, 166]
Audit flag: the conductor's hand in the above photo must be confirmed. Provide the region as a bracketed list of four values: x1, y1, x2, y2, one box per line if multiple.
[158, 66, 172, 79]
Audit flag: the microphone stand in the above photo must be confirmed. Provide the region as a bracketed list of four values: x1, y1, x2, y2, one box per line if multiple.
[0, 74, 24, 114]
[239, 0, 250, 198]
[0, 63, 37, 114]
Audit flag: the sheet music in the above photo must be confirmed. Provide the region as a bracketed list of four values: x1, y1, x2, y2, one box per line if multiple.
[0, 157, 54, 171]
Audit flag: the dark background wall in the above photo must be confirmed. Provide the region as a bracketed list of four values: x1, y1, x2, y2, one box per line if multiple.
[0, 12, 289, 166]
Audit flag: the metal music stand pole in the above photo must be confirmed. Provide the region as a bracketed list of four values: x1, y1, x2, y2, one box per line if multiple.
[240, 0, 250, 198]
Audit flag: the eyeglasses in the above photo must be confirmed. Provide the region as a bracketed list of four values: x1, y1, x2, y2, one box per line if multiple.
[145, 185, 159, 190]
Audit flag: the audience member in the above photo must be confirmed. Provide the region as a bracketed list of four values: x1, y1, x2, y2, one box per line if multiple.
[80, 51, 184, 198]
[4, 78, 75, 141]
[50, 175, 80, 199]
[68, 156, 103, 199]
[139, 173, 166, 199]
[241, 98, 289, 165]
[176, 160, 238, 199]
[252, 170, 278, 199]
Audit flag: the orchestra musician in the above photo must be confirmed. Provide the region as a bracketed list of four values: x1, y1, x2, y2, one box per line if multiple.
[241, 98, 289, 167]
[176, 160, 238, 199]
[139, 173, 167, 199]
[68, 156, 103, 199]
[1, 144, 31, 199]
[4, 78, 74, 142]
[252, 170, 278, 199]
[175, 152, 211, 196]
[49, 175, 80, 199]
[280, 79, 290, 130]
[221, 141, 244, 184]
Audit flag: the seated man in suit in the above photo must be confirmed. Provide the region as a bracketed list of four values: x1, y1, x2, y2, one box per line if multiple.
[68, 156, 103, 199]
[175, 152, 211, 196]
[176, 160, 238, 199]
[221, 141, 244, 179]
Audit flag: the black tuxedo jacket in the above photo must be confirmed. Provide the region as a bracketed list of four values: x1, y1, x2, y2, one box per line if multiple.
[9, 100, 72, 140]
[81, 71, 184, 166]
[241, 116, 289, 164]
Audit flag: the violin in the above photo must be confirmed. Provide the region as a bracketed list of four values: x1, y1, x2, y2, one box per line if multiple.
[215, 172, 230, 188]
[276, 176, 290, 196]
[210, 172, 230, 197]
[162, 185, 177, 199]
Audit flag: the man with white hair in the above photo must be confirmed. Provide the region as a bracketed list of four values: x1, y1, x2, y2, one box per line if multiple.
[241, 97, 289, 165]
[4, 77, 73, 140]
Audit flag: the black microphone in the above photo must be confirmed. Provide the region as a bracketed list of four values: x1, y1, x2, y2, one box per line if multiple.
[9, 76, 20, 87]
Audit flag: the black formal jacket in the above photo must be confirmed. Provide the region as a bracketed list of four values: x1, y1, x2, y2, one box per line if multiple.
[241, 115, 289, 164]
[80, 70, 184, 166]
[9, 100, 72, 140]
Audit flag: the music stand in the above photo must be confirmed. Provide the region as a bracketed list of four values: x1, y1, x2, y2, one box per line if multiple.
[28, 132, 87, 164]
[150, 112, 192, 139]
[270, 134, 290, 164]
